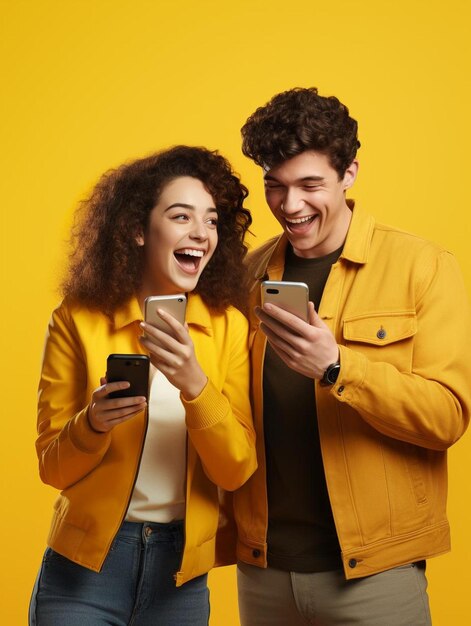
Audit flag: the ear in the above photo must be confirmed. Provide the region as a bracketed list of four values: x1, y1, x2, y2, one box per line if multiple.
[342, 160, 359, 191]
[135, 233, 145, 246]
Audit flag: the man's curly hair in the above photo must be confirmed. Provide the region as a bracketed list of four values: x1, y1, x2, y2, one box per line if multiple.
[241, 87, 360, 178]
[62, 146, 252, 315]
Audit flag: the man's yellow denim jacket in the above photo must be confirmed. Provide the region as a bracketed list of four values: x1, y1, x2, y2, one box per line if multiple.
[232, 202, 471, 579]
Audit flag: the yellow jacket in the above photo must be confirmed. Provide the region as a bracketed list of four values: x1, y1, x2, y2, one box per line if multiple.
[233, 202, 471, 579]
[36, 293, 257, 586]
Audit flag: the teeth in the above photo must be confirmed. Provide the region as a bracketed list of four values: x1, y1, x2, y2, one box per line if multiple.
[285, 215, 315, 225]
[175, 248, 204, 257]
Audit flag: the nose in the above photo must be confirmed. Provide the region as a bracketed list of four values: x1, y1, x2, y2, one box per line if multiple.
[280, 187, 305, 214]
[189, 219, 208, 241]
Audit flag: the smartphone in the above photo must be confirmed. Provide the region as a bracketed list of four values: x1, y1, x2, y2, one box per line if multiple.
[106, 354, 150, 399]
[144, 294, 187, 333]
[261, 281, 309, 321]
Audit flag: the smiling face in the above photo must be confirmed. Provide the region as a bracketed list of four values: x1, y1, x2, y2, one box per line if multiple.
[137, 176, 218, 296]
[264, 151, 358, 258]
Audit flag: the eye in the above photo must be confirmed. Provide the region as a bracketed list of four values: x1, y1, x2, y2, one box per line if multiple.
[206, 216, 218, 227]
[172, 213, 190, 221]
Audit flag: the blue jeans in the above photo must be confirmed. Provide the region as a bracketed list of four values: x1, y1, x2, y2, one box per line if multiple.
[29, 520, 210, 625]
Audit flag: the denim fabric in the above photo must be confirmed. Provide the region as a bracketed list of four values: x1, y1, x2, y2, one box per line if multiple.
[29, 520, 209, 626]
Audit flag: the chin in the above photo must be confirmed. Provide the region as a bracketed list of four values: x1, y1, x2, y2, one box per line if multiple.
[176, 277, 200, 293]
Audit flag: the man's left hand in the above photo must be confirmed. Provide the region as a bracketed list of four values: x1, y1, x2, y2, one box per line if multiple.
[255, 301, 339, 379]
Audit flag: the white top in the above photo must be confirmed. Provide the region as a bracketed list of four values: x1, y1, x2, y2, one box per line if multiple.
[125, 365, 186, 523]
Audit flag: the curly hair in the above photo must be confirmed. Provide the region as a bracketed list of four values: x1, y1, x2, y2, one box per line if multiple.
[62, 146, 252, 315]
[241, 87, 360, 178]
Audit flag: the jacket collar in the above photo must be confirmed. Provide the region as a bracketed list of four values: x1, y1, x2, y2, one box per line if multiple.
[255, 200, 375, 279]
[340, 200, 375, 264]
[113, 292, 213, 335]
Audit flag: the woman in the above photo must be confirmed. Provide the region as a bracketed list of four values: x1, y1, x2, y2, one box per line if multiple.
[30, 146, 257, 625]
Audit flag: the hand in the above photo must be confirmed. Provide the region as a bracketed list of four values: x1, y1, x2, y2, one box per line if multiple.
[255, 301, 339, 379]
[88, 377, 147, 433]
[139, 309, 207, 400]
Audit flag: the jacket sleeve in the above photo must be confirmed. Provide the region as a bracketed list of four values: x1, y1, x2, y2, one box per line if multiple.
[36, 303, 111, 489]
[335, 250, 471, 451]
[182, 310, 257, 491]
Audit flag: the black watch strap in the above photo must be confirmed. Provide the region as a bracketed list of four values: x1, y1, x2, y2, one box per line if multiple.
[320, 361, 341, 386]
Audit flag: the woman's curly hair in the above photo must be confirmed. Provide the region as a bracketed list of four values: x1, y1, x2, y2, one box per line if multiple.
[241, 87, 360, 178]
[62, 146, 252, 315]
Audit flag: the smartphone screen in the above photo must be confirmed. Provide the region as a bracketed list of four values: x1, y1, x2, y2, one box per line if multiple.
[261, 281, 309, 321]
[144, 294, 187, 333]
[106, 354, 150, 399]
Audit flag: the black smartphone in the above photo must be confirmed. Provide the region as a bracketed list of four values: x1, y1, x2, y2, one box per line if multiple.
[261, 280, 309, 322]
[106, 354, 150, 399]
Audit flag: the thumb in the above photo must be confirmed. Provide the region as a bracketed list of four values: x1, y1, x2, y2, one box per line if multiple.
[308, 302, 329, 329]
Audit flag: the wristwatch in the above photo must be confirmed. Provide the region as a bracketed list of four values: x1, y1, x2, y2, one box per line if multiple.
[320, 361, 341, 386]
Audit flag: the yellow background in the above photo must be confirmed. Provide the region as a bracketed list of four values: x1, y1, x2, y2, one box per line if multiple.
[1, 0, 470, 623]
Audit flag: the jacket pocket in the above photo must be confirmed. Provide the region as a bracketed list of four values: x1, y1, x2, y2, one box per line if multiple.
[342, 311, 417, 371]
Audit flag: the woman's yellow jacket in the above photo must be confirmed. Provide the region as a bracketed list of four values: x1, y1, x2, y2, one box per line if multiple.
[36, 293, 257, 586]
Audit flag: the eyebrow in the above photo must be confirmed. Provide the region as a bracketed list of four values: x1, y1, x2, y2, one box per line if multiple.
[165, 203, 218, 213]
[264, 174, 325, 183]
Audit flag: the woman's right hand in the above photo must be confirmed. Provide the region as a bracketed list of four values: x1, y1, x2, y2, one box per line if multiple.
[88, 377, 147, 433]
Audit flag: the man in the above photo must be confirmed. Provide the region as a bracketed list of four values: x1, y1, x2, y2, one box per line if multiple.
[233, 87, 471, 625]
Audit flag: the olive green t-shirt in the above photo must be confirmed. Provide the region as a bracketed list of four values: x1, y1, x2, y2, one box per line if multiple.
[263, 244, 343, 572]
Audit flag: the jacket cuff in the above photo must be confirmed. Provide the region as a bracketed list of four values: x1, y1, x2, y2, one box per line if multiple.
[182, 379, 228, 430]
[330, 345, 368, 403]
[67, 407, 112, 454]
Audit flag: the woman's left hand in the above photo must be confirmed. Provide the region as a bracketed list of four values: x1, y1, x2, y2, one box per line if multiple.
[139, 309, 207, 400]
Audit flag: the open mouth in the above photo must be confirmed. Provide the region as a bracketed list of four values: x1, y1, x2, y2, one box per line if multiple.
[174, 248, 205, 273]
[284, 214, 318, 232]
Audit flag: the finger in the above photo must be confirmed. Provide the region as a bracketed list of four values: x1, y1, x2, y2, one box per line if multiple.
[139, 334, 178, 363]
[105, 406, 147, 426]
[93, 380, 130, 399]
[258, 303, 310, 335]
[93, 404, 147, 431]
[103, 401, 147, 420]
[308, 302, 329, 329]
[255, 306, 289, 332]
[260, 322, 299, 358]
[155, 308, 187, 338]
[140, 321, 186, 350]
[258, 315, 303, 349]
[102, 395, 147, 410]
[93, 397, 147, 418]
[148, 347, 185, 374]
[141, 309, 187, 343]
[139, 334, 185, 364]
[256, 307, 306, 343]
[266, 338, 300, 369]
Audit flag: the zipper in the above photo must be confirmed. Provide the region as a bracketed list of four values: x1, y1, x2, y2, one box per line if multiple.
[173, 432, 189, 583]
[256, 325, 269, 545]
[99, 378, 150, 569]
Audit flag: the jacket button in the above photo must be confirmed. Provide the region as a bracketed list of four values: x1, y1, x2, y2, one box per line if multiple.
[252, 549, 261, 558]
[377, 327, 387, 339]
[337, 385, 345, 395]
[348, 558, 357, 568]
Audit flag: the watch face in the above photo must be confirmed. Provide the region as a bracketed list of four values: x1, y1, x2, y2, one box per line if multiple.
[321, 362, 340, 386]
[327, 364, 340, 384]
